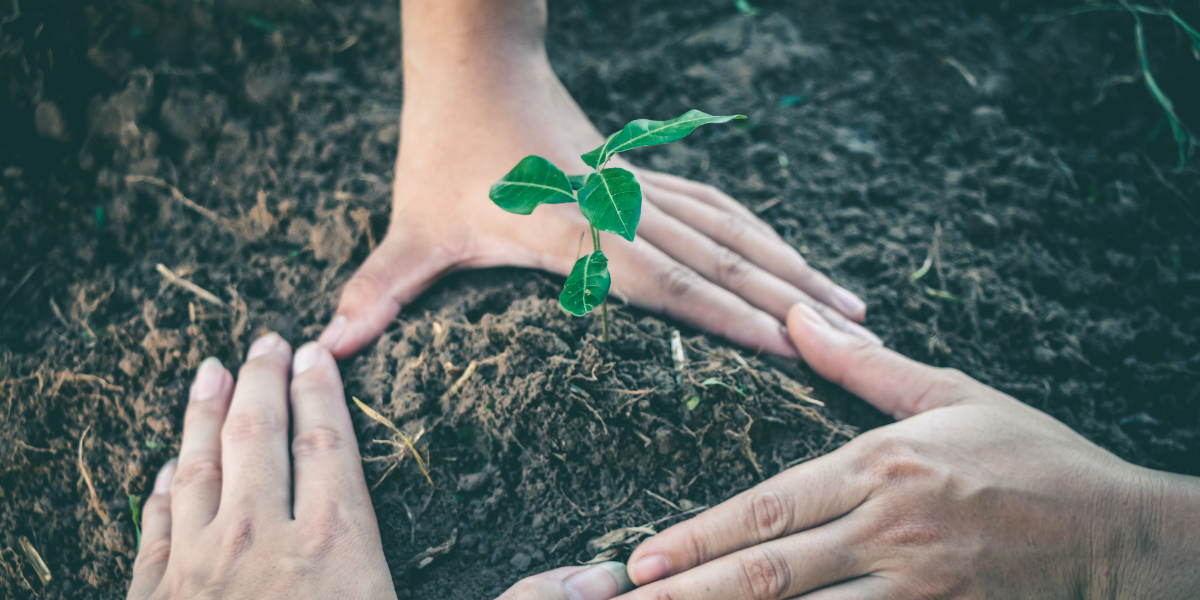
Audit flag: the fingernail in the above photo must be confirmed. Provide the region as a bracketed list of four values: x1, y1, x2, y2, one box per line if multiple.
[831, 287, 866, 319]
[794, 303, 828, 328]
[629, 554, 669, 587]
[247, 332, 283, 361]
[191, 357, 225, 400]
[564, 562, 634, 600]
[153, 459, 177, 495]
[318, 315, 346, 350]
[845, 321, 883, 345]
[293, 342, 324, 375]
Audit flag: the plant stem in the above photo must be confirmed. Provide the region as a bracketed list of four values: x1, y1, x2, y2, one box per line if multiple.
[590, 226, 610, 344]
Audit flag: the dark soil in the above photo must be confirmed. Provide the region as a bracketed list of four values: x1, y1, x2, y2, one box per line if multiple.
[2, 0, 1198, 598]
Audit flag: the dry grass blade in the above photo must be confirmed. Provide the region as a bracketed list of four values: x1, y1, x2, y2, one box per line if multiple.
[18, 536, 52, 585]
[77, 426, 109, 523]
[941, 57, 978, 89]
[126, 175, 233, 230]
[156, 264, 226, 307]
[352, 397, 435, 489]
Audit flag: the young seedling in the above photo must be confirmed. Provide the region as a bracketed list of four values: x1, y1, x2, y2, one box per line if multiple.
[488, 110, 745, 342]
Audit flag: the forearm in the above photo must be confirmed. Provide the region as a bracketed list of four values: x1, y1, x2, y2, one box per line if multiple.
[1112, 469, 1200, 600]
[401, 0, 547, 85]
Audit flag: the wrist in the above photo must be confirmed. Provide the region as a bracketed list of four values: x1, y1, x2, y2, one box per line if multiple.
[1098, 467, 1200, 600]
[401, 0, 548, 89]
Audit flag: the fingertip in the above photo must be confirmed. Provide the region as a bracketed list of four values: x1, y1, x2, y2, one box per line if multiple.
[152, 459, 178, 496]
[317, 315, 346, 351]
[246, 331, 291, 361]
[292, 341, 333, 376]
[627, 553, 670, 587]
[831, 287, 867, 322]
[563, 562, 634, 600]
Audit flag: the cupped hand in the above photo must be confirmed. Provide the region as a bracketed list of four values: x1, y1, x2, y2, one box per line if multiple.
[319, 55, 875, 360]
[618, 303, 1175, 599]
[127, 335, 397, 600]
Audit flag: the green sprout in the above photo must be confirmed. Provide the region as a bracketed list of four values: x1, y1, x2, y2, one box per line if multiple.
[489, 110, 744, 341]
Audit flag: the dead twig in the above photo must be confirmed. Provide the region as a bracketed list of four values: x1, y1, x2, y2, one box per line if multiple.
[77, 426, 109, 523]
[126, 176, 233, 230]
[155, 264, 226, 307]
[645, 490, 681, 511]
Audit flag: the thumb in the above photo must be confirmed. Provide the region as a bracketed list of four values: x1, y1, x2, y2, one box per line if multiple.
[496, 563, 634, 600]
[787, 303, 978, 419]
[318, 229, 456, 359]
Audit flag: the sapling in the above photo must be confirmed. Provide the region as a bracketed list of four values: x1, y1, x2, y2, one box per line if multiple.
[488, 110, 744, 342]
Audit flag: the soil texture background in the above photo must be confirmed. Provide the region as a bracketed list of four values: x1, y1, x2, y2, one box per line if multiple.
[2, 0, 1198, 598]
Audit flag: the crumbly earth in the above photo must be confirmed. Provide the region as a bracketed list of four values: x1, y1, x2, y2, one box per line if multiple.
[1, 0, 1197, 598]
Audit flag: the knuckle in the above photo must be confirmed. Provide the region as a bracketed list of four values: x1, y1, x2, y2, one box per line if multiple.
[739, 547, 793, 600]
[659, 264, 700, 299]
[291, 425, 348, 459]
[863, 435, 929, 486]
[183, 398, 225, 431]
[133, 539, 171, 572]
[141, 494, 172, 521]
[217, 516, 256, 562]
[873, 520, 942, 549]
[170, 458, 222, 494]
[223, 408, 285, 444]
[747, 490, 792, 541]
[680, 522, 714, 565]
[714, 247, 752, 288]
[299, 505, 355, 558]
[717, 214, 752, 244]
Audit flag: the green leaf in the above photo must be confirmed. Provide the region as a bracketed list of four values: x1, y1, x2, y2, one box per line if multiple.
[567, 174, 587, 190]
[489, 155, 576, 215]
[560, 251, 611, 316]
[685, 395, 701, 410]
[129, 495, 142, 549]
[578, 168, 642, 241]
[581, 110, 746, 168]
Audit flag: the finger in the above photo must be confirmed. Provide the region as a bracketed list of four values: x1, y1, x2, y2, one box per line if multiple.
[796, 575, 893, 599]
[623, 518, 866, 600]
[497, 563, 633, 600]
[636, 169, 781, 240]
[605, 235, 797, 357]
[128, 460, 177, 600]
[289, 342, 371, 521]
[626, 448, 869, 586]
[220, 333, 293, 516]
[645, 185, 867, 322]
[638, 203, 879, 344]
[171, 357, 233, 534]
[320, 229, 455, 359]
[788, 303, 984, 419]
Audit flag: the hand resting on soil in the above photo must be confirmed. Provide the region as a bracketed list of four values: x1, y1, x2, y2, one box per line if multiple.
[621, 303, 1200, 600]
[125, 333, 633, 600]
[317, 0, 878, 361]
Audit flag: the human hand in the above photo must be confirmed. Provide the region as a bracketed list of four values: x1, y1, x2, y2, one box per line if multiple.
[496, 562, 633, 600]
[318, 26, 875, 360]
[617, 303, 1200, 599]
[127, 334, 397, 600]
